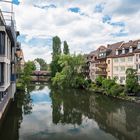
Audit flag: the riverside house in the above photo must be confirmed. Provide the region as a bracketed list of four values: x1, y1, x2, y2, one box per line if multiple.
[87, 39, 140, 85]
[0, 8, 20, 119]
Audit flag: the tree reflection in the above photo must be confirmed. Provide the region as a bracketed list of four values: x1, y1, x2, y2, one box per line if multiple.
[50, 88, 91, 125]
[50, 88, 140, 140]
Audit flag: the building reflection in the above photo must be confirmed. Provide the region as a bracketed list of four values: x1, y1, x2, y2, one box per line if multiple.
[0, 85, 35, 140]
[51, 89, 140, 140]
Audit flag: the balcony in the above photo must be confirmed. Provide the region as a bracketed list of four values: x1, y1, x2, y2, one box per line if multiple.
[95, 63, 107, 68]
[95, 70, 107, 75]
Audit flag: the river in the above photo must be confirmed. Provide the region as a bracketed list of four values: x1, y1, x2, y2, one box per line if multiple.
[0, 84, 140, 140]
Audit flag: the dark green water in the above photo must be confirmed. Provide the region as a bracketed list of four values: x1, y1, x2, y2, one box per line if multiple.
[0, 85, 140, 140]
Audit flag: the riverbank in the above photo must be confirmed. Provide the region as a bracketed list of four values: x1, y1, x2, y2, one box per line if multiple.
[89, 88, 140, 104]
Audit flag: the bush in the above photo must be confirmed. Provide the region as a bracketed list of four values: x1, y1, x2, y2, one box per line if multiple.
[102, 78, 116, 94]
[109, 85, 124, 96]
[95, 76, 104, 87]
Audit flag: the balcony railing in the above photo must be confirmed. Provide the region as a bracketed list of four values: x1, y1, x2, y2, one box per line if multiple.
[95, 71, 107, 75]
[95, 63, 107, 68]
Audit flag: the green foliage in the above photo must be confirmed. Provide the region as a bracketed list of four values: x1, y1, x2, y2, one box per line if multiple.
[50, 55, 62, 77]
[125, 68, 139, 95]
[102, 78, 116, 94]
[63, 41, 69, 55]
[52, 36, 61, 58]
[34, 58, 48, 70]
[51, 36, 62, 77]
[95, 76, 104, 87]
[109, 84, 124, 96]
[94, 76, 125, 97]
[18, 61, 35, 87]
[52, 54, 87, 89]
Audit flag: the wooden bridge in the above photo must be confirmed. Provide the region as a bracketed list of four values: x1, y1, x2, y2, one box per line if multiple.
[31, 71, 51, 82]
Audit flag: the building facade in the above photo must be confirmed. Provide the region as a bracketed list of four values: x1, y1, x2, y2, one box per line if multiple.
[0, 9, 19, 119]
[88, 40, 140, 85]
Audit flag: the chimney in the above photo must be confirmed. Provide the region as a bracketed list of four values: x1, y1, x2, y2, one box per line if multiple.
[107, 44, 110, 48]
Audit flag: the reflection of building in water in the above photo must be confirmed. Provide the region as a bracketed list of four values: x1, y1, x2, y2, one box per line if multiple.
[106, 108, 140, 140]
[34, 61, 40, 71]
[89, 95, 140, 140]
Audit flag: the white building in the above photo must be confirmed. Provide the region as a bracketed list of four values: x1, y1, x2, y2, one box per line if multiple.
[0, 8, 19, 119]
[34, 61, 41, 71]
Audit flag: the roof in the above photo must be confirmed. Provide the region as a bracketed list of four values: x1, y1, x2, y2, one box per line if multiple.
[119, 39, 140, 49]
[107, 41, 124, 57]
[88, 39, 140, 59]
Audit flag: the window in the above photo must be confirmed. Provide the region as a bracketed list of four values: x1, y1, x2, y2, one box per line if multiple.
[129, 46, 133, 53]
[136, 54, 139, 62]
[120, 66, 125, 71]
[136, 64, 140, 70]
[120, 76, 125, 83]
[122, 48, 125, 54]
[0, 63, 4, 85]
[128, 57, 133, 62]
[138, 75, 140, 81]
[137, 42, 140, 49]
[120, 57, 125, 62]
[136, 64, 138, 70]
[116, 49, 118, 55]
[114, 58, 118, 62]
[114, 66, 118, 71]
[108, 60, 110, 64]
[0, 32, 5, 55]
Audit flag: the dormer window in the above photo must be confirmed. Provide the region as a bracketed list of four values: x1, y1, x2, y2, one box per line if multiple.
[138, 42, 140, 49]
[116, 49, 118, 55]
[129, 46, 133, 53]
[122, 48, 125, 54]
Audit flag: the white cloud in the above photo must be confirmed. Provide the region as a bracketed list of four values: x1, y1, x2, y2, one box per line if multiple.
[11, 0, 140, 63]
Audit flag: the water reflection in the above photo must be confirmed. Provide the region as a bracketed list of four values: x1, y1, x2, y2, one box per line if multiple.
[0, 85, 140, 140]
[0, 85, 35, 140]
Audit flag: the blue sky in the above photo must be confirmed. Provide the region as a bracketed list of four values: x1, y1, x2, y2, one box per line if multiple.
[12, 0, 20, 5]
[6, 0, 140, 63]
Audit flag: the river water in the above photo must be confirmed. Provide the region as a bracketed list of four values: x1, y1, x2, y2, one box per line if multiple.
[0, 84, 140, 140]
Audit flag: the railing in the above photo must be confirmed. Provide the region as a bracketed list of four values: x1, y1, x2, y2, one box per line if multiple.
[0, 9, 6, 25]
[0, 1, 16, 29]
[95, 63, 107, 68]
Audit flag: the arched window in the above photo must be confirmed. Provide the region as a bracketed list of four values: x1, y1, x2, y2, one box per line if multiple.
[116, 49, 118, 55]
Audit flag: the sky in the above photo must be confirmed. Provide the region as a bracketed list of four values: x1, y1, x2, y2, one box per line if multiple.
[2, 0, 140, 63]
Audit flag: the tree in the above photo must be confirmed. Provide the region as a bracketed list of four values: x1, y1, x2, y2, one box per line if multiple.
[52, 54, 87, 89]
[20, 61, 35, 87]
[34, 58, 48, 70]
[51, 36, 62, 77]
[63, 41, 69, 55]
[52, 36, 61, 59]
[125, 68, 139, 95]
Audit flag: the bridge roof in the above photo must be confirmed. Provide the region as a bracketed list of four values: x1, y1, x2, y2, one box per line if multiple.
[33, 71, 51, 75]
